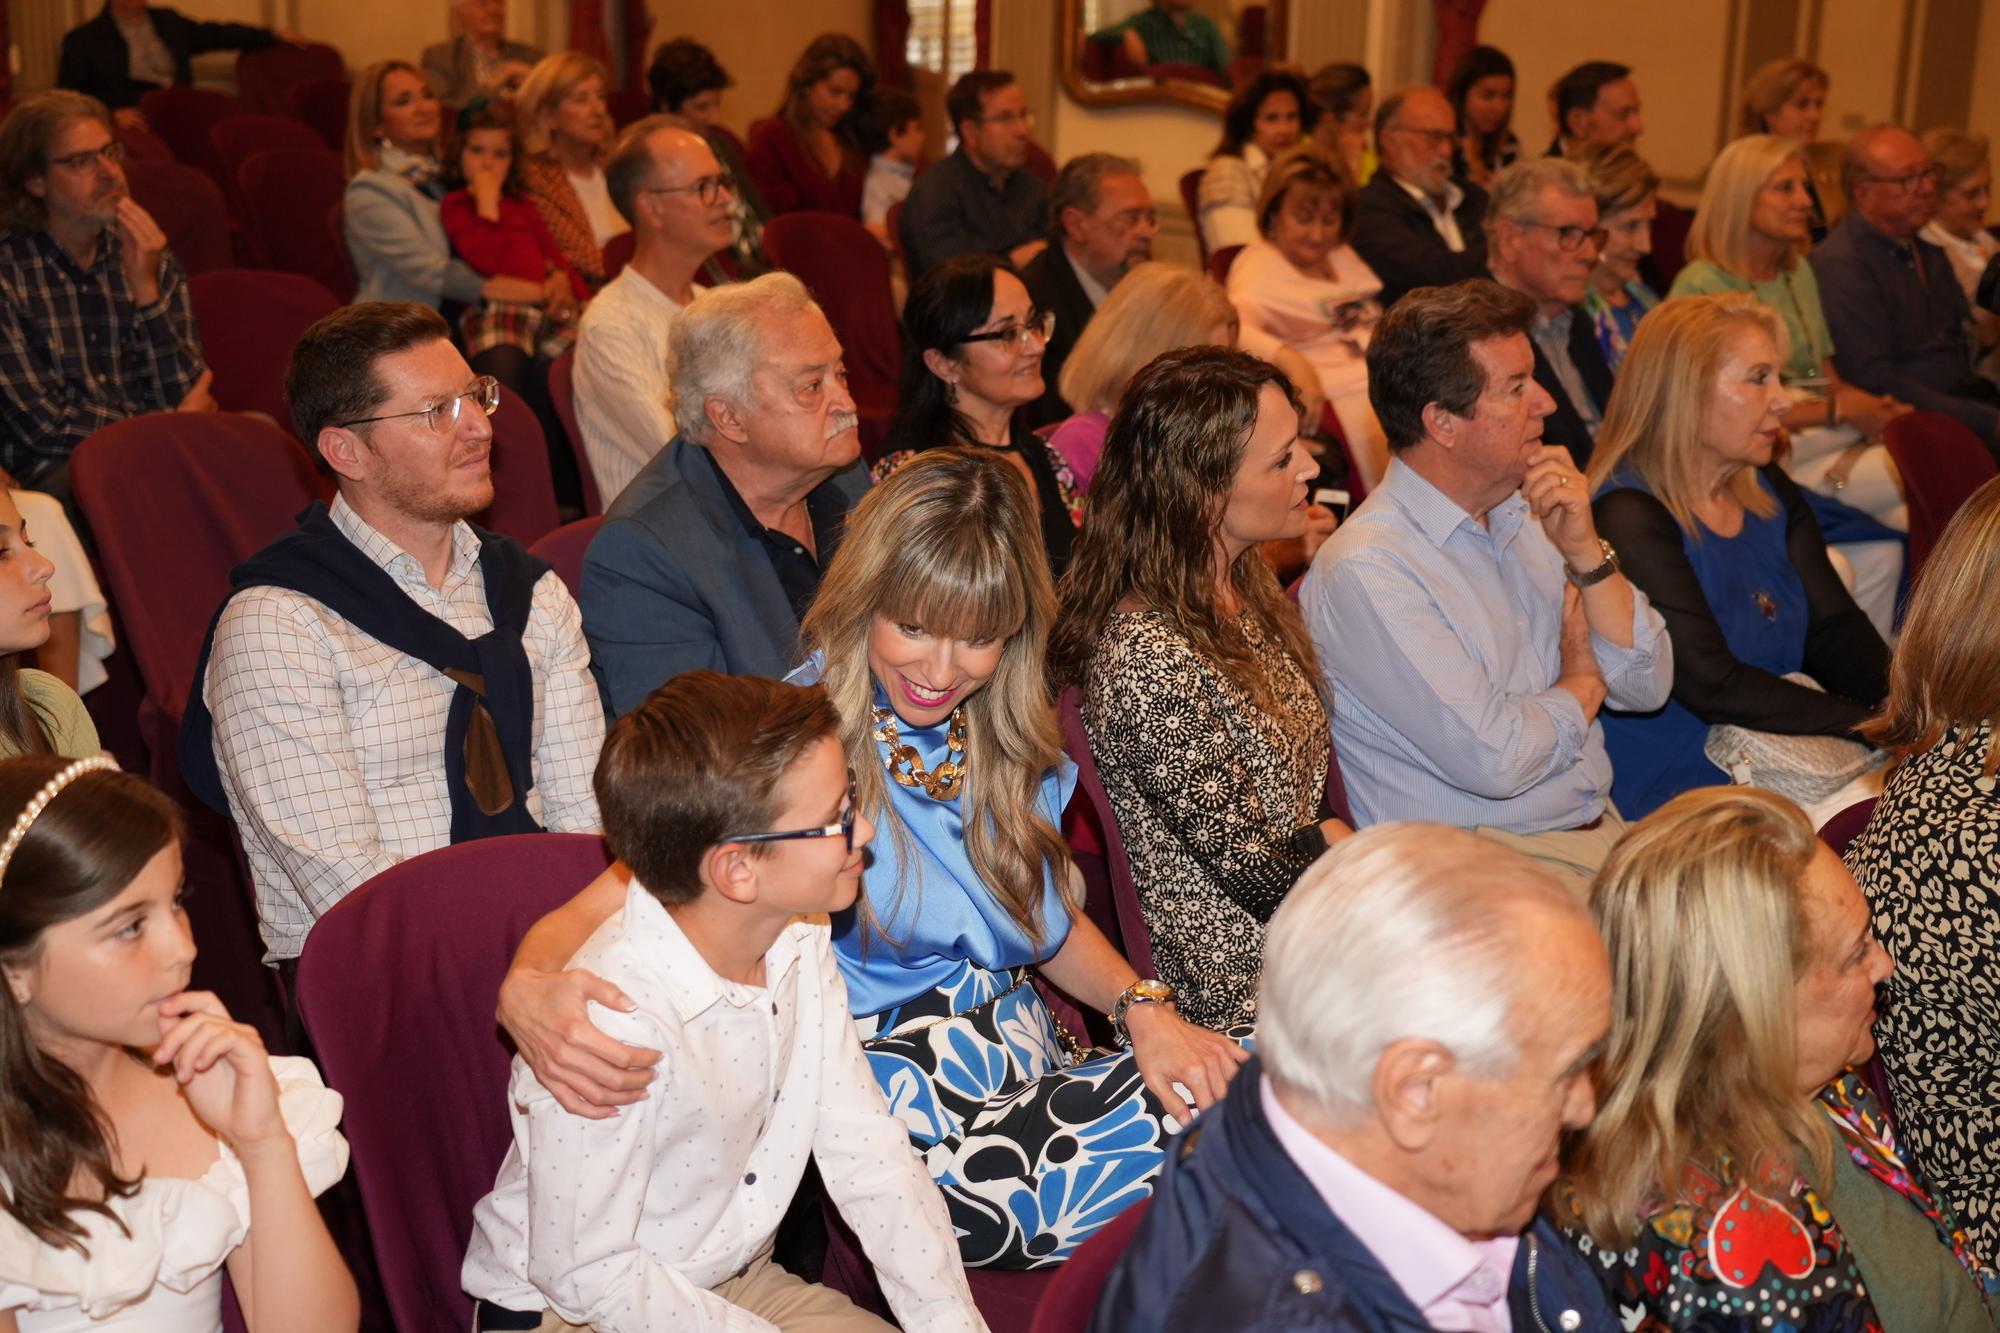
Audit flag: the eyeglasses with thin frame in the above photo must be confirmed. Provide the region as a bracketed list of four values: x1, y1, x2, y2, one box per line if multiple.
[338, 375, 501, 434]
[959, 309, 1055, 352]
[1388, 125, 1455, 147]
[721, 772, 857, 852]
[1518, 220, 1609, 253]
[48, 140, 126, 173]
[977, 109, 1035, 129]
[641, 170, 738, 207]
[1866, 164, 1938, 194]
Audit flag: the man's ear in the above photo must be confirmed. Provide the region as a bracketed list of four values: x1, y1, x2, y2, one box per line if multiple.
[24, 174, 46, 202]
[1058, 204, 1087, 247]
[1420, 400, 1458, 449]
[705, 394, 751, 446]
[315, 426, 372, 484]
[1372, 1037, 1454, 1152]
[699, 841, 760, 907]
[1560, 105, 1589, 145]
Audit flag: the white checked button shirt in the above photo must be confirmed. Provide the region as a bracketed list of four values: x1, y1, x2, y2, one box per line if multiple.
[462, 878, 987, 1333]
[202, 496, 604, 960]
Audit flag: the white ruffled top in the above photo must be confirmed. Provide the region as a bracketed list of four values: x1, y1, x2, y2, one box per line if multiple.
[0, 1056, 348, 1333]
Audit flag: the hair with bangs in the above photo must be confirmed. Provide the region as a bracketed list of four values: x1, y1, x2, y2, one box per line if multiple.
[517, 51, 612, 159]
[1737, 58, 1829, 138]
[1586, 293, 1782, 535]
[1571, 139, 1659, 219]
[1861, 476, 2000, 774]
[1255, 140, 1356, 241]
[1924, 127, 1991, 199]
[1563, 786, 1830, 1250]
[1059, 262, 1236, 414]
[1258, 823, 1579, 1127]
[799, 448, 1071, 949]
[1686, 134, 1810, 277]
[1049, 345, 1318, 713]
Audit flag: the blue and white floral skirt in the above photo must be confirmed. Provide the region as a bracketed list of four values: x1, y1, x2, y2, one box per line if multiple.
[857, 962, 1176, 1269]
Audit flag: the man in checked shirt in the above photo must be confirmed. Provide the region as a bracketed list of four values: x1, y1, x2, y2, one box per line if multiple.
[0, 90, 212, 509]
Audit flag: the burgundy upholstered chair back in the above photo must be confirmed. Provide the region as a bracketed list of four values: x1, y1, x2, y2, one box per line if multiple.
[239, 147, 354, 301]
[123, 159, 233, 274]
[210, 114, 327, 220]
[477, 385, 561, 544]
[1057, 685, 1157, 978]
[290, 77, 352, 151]
[1027, 1199, 1151, 1333]
[527, 515, 604, 600]
[1884, 411, 1999, 580]
[601, 229, 636, 281]
[188, 268, 341, 428]
[138, 85, 242, 190]
[1179, 168, 1207, 267]
[544, 347, 604, 515]
[1207, 243, 1241, 286]
[70, 413, 328, 773]
[1818, 795, 1879, 856]
[236, 41, 346, 117]
[295, 833, 614, 1333]
[762, 211, 901, 449]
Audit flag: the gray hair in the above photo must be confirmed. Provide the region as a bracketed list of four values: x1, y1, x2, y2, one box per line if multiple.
[1483, 156, 1593, 242]
[668, 272, 825, 444]
[1257, 822, 1585, 1127]
[1050, 152, 1143, 228]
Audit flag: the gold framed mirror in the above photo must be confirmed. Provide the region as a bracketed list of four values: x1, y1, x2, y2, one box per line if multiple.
[1059, 0, 1290, 114]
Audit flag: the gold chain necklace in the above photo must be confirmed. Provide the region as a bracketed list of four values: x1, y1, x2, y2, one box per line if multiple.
[872, 706, 966, 800]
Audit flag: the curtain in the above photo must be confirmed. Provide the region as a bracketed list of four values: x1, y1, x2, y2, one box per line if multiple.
[1432, 0, 1486, 87]
[872, 0, 992, 88]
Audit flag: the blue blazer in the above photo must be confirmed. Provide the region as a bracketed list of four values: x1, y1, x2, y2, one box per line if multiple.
[580, 437, 870, 716]
[1092, 1058, 1620, 1333]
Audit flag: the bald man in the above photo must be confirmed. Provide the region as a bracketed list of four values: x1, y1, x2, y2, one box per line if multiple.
[1352, 86, 1490, 307]
[1812, 123, 2000, 458]
[574, 116, 739, 504]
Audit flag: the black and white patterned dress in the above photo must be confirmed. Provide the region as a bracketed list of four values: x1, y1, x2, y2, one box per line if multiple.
[1082, 609, 1330, 1030]
[1845, 720, 2000, 1266]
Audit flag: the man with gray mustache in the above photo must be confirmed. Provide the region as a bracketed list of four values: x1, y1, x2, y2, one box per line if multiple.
[580, 272, 870, 715]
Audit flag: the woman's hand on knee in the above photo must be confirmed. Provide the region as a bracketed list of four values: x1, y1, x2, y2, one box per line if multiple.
[1125, 1002, 1250, 1122]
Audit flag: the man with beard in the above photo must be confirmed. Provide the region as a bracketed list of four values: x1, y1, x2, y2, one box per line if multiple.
[182, 302, 606, 970]
[1352, 86, 1491, 308]
[0, 89, 210, 504]
[1021, 152, 1158, 424]
[580, 273, 871, 715]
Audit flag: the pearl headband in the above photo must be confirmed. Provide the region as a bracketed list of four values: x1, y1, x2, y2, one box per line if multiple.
[0, 756, 119, 891]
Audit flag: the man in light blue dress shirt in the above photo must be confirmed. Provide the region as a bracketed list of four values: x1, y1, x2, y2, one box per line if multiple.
[1299, 279, 1670, 892]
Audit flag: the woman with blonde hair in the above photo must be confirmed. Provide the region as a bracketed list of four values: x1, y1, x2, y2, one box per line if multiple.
[1050, 346, 1349, 1032]
[515, 50, 626, 292]
[1586, 293, 1888, 818]
[1920, 128, 2000, 380]
[1047, 261, 1237, 490]
[495, 447, 1246, 1269]
[1738, 57, 1837, 237]
[1672, 133, 1910, 635]
[1574, 140, 1661, 370]
[1848, 476, 2000, 1266]
[1555, 785, 1990, 1330]
[745, 33, 873, 217]
[1226, 140, 1388, 485]
[342, 59, 548, 311]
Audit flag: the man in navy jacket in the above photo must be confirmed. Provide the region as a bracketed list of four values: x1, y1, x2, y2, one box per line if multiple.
[1094, 824, 1619, 1332]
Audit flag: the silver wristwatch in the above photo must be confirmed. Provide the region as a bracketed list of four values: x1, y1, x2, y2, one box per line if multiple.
[1564, 538, 1619, 588]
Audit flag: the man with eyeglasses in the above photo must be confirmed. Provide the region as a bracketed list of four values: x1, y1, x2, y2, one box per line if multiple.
[1812, 124, 2000, 461]
[0, 89, 210, 507]
[1484, 157, 1613, 469]
[573, 116, 740, 505]
[1022, 151, 1157, 423]
[899, 70, 1051, 279]
[183, 302, 606, 971]
[1353, 85, 1491, 308]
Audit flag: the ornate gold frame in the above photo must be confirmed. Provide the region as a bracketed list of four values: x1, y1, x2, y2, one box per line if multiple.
[1057, 0, 1289, 114]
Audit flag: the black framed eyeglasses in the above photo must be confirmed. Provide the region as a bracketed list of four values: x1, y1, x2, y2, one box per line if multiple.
[1519, 220, 1609, 253]
[642, 170, 737, 207]
[338, 376, 501, 434]
[959, 309, 1055, 352]
[721, 772, 857, 852]
[48, 140, 126, 173]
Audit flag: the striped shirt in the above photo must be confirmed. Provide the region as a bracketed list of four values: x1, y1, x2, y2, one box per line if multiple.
[203, 496, 605, 960]
[0, 226, 205, 478]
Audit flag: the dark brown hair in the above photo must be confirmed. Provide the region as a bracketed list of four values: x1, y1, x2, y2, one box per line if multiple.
[444, 97, 526, 195]
[1255, 140, 1357, 240]
[0, 758, 183, 1252]
[647, 36, 731, 114]
[1049, 345, 1319, 711]
[595, 672, 841, 904]
[1366, 279, 1534, 451]
[284, 301, 453, 462]
[778, 33, 874, 155]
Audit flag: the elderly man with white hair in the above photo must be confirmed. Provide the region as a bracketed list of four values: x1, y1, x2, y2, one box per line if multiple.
[1092, 823, 1620, 1332]
[578, 271, 869, 716]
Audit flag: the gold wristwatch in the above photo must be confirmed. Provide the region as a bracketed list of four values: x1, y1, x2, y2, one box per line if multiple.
[1109, 978, 1176, 1045]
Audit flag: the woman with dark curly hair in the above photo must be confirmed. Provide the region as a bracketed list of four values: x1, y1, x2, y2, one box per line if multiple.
[744, 33, 873, 218]
[1197, 67, 1317, 254]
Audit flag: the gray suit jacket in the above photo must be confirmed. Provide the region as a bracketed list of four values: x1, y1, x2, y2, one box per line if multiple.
[580, 437, 871, 716]
[420, 35, 545, 106]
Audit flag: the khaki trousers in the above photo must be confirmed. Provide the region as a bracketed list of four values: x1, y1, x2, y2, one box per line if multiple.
[1472, 807, 1628, 899]
[503, 1248, 897, 1333]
